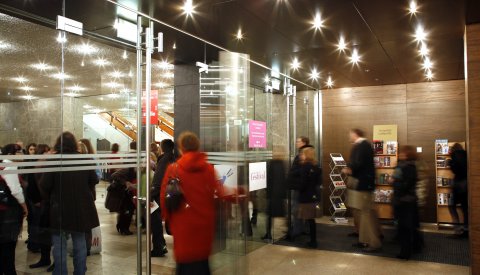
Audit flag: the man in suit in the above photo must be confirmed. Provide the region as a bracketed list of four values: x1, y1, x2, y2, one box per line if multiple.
[342, 129, 382, 252]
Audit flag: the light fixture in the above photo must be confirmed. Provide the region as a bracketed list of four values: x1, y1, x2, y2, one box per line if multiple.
[0, 40, 10, 49]
[81, 61, 85, 67]
[419, 42, 429, 56]
[19, 86, 34, 91]
[408, 1, 418, 14]
[337, 36, 347, 51]
[12, 76, 28, 83]
[109, 70, 124, 78]
[173, 43, 176, 49]
[309, 68, 320, 80]
[159, 61, 173, 70]
[155, 82, 167, 88]
[414, 25, 427, 42]
[56, 32, 67, 43]
[94, 58, 110, 66]
[64, 92, 81, 97]
[312, 12, 323, 30]
[67, 85, 85, 91]
[264, 75, 270, 83]
[51, 72, 71, 80]
[31, 62, 53, 71]
[426, 70, 433, 80]
[183, 0, 194, 16]
[236, 28, 244, 40]
[20, 95, 35, 100]
[291, 57, 300, 70]
[122, 50, 128, 59]
[350, 48, 360, 64]
[326, 76, 334, 88]
[423, 57, 433, 70]
[105, 81, 122, 88]
[75, 43, 97, 55]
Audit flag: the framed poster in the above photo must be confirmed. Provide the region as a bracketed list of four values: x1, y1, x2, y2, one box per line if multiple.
[248, 120, 267, 148]
[249, 162, 267, 191]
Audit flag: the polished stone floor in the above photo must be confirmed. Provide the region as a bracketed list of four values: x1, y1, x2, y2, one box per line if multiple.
[12, 183, 470, 274]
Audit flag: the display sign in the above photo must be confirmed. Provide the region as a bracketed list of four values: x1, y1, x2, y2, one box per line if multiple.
[214, 165, 237, 188]
[373, 124, 397, 141]
[249, 162, 267, 191]
[142, 90, 158, 125]
[248, 120, 267, 148]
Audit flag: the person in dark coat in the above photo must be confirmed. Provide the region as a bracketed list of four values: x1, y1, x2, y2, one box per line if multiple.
[392, 145, 421, 260]
[150, 139, 175, 257]
[290, 147, 321, 248]
[449, 143, 468, 238]
[39, 132, 99, 275]
[110, 167, 136, 235]
[262, 159, 287, 241]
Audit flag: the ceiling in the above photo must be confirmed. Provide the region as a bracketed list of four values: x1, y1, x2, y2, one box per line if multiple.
[0, 0, 476, 90]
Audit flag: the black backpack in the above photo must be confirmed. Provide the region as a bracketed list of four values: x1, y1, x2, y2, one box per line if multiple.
[165, 163, 184, 213]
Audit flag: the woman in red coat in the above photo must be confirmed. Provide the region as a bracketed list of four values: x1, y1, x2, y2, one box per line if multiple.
[161, 132, 225, 275]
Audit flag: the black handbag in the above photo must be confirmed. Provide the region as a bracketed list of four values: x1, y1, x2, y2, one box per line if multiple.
[105, 181, 126, 212]
[165, 163, 184, 213]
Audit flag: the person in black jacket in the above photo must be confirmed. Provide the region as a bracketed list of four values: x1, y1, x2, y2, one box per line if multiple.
[449, 143, 468, 238]
[342, 129, 381, 252]
[150, 139, 175, 257]
[111, 167, 136, 235]
[291, 147, 321, 248]
[392, 145, 421, 259]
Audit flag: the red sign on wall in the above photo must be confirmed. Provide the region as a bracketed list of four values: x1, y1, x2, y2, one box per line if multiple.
[142, 90, 158, 125]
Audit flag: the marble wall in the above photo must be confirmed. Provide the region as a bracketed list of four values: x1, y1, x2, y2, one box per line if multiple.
[0, 97, 83, 147]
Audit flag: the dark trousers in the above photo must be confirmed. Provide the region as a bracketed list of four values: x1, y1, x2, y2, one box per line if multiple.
[151, 209, 166, 251]
[449, 180, 468, 229]
[176, 260, 210, 275]
[397, 201, 419, 257]
[0, 240, 17, 275]
[307, 219, 316, 243]
[27, 202, 42, 250]
[117, 195, 134, 232]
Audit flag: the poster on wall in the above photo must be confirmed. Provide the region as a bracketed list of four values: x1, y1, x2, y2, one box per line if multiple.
[373, 124, 398, 141]
[248, 120, 267, 148]
[141, 90, 158, 125]
[249, 162, 267, 191]
[214, 165, 238, 188]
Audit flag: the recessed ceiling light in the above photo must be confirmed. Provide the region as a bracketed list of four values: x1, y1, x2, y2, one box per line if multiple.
[337, 36, 347, 51]
[264, 75, 270, 83]
[309, 68, 320, 80]
[291, 57, 300, 70]
[0, 40, 11, 49]
[122, 50, 128, 59]
[158, 61, 173, 70]
[81, 61, 85, 67]
[109, 70, 124, 78]
[19, 86, 34, 91]
[414, 25, 427, 42]
[423, 57, 433, 70]
[12, 76, 28, 83]
[426, 70, 433, 80]
[105, 81, 122, 88]
[31, 62, 53, 71]
[326, 76, 333, 88]
[183, 0, 194, 16]
[67, 85, 85, 91]
[419, 42, 429, 56]
[312, 12, 323, 30]
[20, 95, 36, 100]
[94, 58, 110, 66]
[408, 1, 418, 14]
[236, 28, 244, 40]
[350, 49, 360, 64]
[75, 43, 97, 55]
[51, 72, 71, 80]
[64, 92, 82, 97]
[173, 43, 176, 49]
[56, 32, 67, 43]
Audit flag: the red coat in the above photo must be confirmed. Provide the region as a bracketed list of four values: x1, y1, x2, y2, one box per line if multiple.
[160, 152, 222, 263]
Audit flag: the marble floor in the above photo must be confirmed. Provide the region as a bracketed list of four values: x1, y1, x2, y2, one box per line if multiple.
[12, 184, 470, 274]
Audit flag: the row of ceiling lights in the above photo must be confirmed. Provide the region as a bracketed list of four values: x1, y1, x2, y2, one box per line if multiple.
[409, 1, 434, 80]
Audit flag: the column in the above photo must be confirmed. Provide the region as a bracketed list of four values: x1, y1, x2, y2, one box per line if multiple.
[174, 65, 200, 141]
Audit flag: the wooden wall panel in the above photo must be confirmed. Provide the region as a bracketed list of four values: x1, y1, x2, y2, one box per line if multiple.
[321, 80, 466, 223]
[465, 23, 480, 275]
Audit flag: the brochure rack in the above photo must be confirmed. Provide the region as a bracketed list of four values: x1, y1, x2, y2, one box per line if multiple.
[329, 153, 348, 223]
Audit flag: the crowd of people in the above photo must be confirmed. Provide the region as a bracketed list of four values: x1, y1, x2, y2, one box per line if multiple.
[0, 128, 470, 274]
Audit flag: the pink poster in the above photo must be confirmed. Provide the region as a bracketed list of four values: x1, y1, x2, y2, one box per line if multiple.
[249, 120, 267, 148]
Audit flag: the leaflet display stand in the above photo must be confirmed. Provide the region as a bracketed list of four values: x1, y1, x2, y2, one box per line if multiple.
[329, 153, 348, 223]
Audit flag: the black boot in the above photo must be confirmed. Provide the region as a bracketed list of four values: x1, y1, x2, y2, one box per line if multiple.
[29, 259, 51, 269]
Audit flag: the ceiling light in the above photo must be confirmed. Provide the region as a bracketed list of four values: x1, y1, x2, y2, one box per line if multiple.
[326, 76, 334, 88]
[0, 40, 11, 49]
[83, 105, 91, 109]
[56, 32, 67, 43]
[414, 25, 427, 42]
[309, 68, 319, 81]
[423, 57, 433, 70]
[408, 1, 418, 14]
[163, 72, 174, 78]
[94, 58, 110, 66]
[426, 70, 433, 80]
[67, 85, 85, 91]
[236, 28, 244, 40]
[109, 70, 124, 78]
[264, 75, 270, 83]
[173, 43, 176, 49]
[75, 43, 97, 55]
[20, 95, 35, 100]
[122, 50, 128, 59]
[419, 42, 429, 56]
[31, 62, 53, 71]
[12, 76, 28, 83]
[312, 12, 323, 30]
[350, 49, 360, 64]
[51, 72, 71, 80]
[159, 61, 173, 70]
[105, 81, 122, 88]
[81, 61, 85, 67]
[64, 92, 81, 97]
[183, 0, 194, 16]
[19, 86, 34, 91]
[155, 82, 167, 88]
[128, 71, 133, 78]
[337, 36, 347, 51]
[291, 57, 300, 70]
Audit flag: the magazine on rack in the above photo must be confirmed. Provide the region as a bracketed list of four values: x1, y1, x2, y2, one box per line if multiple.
[373, 140, 384, 154]
[436, 139, 449, 154]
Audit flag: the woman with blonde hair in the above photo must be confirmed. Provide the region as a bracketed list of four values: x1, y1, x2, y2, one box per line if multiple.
[290, 147, 322, 248]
